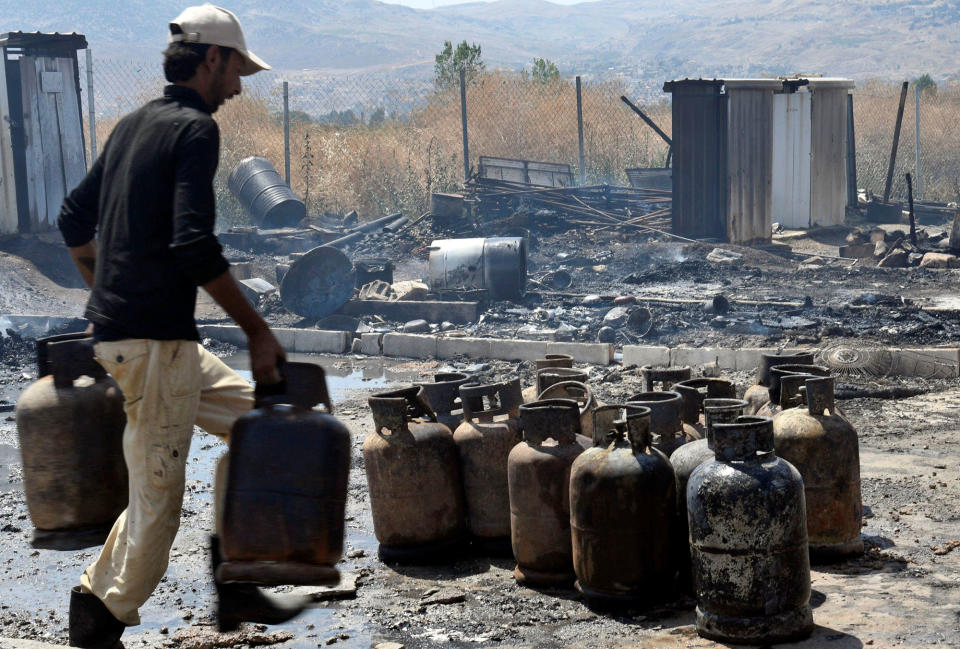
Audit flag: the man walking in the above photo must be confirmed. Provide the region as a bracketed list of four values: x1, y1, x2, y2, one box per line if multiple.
[58, 5, 305, 647]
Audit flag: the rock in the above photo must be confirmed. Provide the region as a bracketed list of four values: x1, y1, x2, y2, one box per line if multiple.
[907, 252, 925, 266]
[421, 587, 466, 606]
[343, 210, 359, 227]
[391, 280, 430, 301]
[402, 319, 430, 333]
[869, 228, 890, 243]
[346, 549, 366, 559]
[597, 326, 617, 343]
[703, 294, 730, 315]
[275, 263, 290, 285]
[554, 323, 577, 341]
[919, 252, 960, 269]
[375, 644, 406, 649]
[440, 321, 456, 332]
[284, 573, 359, 601]
[877, 250, 909, 268]
[839, 242, 875, 259]
[602, 306, 630, 328]
[350, 338, 363, 353]
[873, 240, 889, 258]
[845, 230, 869, 245]
[801, 256, 825, 266]
[706, 248, 742, 264]
[582, 294, 603, 306]
[613, 295, 637, 305]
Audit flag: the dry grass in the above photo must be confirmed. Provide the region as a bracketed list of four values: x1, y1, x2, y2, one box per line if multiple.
[91, 74, 960, 228]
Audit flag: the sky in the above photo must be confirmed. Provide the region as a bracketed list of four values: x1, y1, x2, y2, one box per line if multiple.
[380, 0, 595, 7]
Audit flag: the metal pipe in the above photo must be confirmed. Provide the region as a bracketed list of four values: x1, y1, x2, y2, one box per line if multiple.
[85, 48, 97, 164]
[914, 84, 922, 200]
[620, 95, 673, 147]
[346, 212, 402, 234]
[883, 81, 909, 203]
[460, 68, 470, 181]
[576, 76, 585, 186]
[906, 173, 917, 246]
[283, 81, 291, 186]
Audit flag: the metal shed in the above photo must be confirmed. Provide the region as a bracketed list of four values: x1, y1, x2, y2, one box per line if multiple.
[0, 32, 88, 235]
[663, 79, 727, 241]
[772, 77, 855, 229]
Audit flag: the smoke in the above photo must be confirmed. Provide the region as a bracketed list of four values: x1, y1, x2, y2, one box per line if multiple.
[0, 315, 11, 338]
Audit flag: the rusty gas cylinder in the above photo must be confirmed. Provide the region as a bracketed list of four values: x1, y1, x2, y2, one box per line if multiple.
[669, 398, 748, 593]
[416, 372, 471, 431]
[521, 354, 574, 402]
[688, 416, 813, 644]
[526, 366, 589, 404]
[508, 399, 586, 585]
[219, 362, 349, 585]
[365, 387, 466, 563]
[743, 352, 816, 415]
[453, 378, 523, 555]
[570, 406, 677, 606]
[538, 380, 602, 444]
[757, 363, 831, 417]
[773, 376, 863, 561]
[590, 404, 624, 446]
[16, 335, 127, 550]
[675, 378, 737, 435]
[640, 365, 692, 392]
[625, 391, 699, 457]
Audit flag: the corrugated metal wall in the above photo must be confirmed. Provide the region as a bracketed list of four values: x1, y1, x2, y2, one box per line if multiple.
[664, 80, 727, 240]
[772, 91, 812, 228]
[726, 81, 779, 244]
[0, 59, 17, 234]
[809, 81, 853, 227]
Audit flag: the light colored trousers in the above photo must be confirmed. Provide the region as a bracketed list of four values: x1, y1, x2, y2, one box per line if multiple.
[80, 339, 253, 626]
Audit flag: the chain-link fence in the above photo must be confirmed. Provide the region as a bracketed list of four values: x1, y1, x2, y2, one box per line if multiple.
[77, 53, 960, 229]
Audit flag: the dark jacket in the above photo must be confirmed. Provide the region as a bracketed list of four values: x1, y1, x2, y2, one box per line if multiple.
[58, 85, 229, 341]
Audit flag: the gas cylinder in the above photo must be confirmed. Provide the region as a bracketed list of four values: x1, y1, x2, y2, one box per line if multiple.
[743, 352, 815, 415]
[626, 391, 699, 457]
[757, 363, 830, 417]
[773, 376, 863, 561]
[669, 398, 748, 593]
[675, 378, 737, 435]
[508, 399, 586, 585]
[219, 362, 349, 585]
[365, 387, 466, 563]
[453, 378, 523, 555]
[521, 354, 574, 402]
[590, 404, 623, 446]
[525, 366, 589, 404]
[640, 365, 692, 392]
[416, 372, 471, 431]
[688, 416, 813, 644]
[16, 335, 127, 550]
[570, 406, 677, 606]
[537, 380, 602, 444]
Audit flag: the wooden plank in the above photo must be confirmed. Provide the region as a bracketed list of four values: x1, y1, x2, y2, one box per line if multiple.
[18, 56, 46, 232]
[340, 300, 481, 324]
[0, 59, 18, 234]
[54, 57, 86, 195]
[35, 56, 67, 230]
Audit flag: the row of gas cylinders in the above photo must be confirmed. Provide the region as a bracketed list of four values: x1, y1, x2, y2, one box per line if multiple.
[363, 352, 862, 645]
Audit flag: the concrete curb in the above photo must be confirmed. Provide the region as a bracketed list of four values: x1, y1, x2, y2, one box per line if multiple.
[0, 638, 66, 648]
[2, 314, 86, 337]
[196, 325, 959, 378]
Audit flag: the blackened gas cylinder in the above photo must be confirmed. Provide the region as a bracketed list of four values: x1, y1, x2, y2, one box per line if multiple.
[416, 372, 471, 431]
[219, 362, 349, 585]
[570, 406, 677, 606]
[773, 376, 863, 561]
[757, 363, 831, 417]
[688, 416, 813, 644]
[521, 355, 574, 402]
[509, 399, 586, 585]
[453, 379, 523, 554]
[675, 377, 737, 435]
[626, 391, 699, 457]
[365, 387, 466, 563]
[743, 352, 815, 415]
[16, 335, 127, 550]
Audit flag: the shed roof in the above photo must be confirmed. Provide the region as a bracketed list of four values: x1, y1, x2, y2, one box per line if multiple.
[0, 31, 87, 52]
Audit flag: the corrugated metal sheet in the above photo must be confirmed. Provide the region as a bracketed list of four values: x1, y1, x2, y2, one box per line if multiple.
[807, 79, 854, 227]
[725, 80, 780, 244]
[663, 79, 726, 240]
[0, 58, 18, 234]
[772, 90, 812, 228]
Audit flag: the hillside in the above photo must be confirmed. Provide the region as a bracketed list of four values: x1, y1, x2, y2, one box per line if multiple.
[1, 0, 958, 82]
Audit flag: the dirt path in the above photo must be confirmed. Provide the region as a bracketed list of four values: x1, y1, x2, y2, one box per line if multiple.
[1, 355, 958, 648]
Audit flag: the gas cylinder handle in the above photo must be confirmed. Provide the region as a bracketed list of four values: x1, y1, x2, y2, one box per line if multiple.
[35, 332, 91, 378]
[779, 373, 813, 409]
[805, 376, 836, 416]
[626, 391, 683, 437]
[713, 416, 768, 463]
[703, 398, 748, 450]
[536, 367, 588, 396]
[624, 405, 652, 454]
[47, 338, 105, 389]
[254, 361, 333, 412]
[460, 377, 523, 422]
[519, 399, 580, 446]
[369, 387, 436, 437]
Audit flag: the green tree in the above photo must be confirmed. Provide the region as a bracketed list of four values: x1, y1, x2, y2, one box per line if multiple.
[530, 57, 560, 83]
[434, 40, 485, 90]
[914, 73, 937, 96]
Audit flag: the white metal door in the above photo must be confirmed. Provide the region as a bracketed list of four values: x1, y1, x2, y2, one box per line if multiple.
[772, 91, 811, 228]
[19, 55, 86, 231]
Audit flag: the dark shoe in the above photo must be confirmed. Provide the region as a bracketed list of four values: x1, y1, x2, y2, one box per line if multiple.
[210, 535, 308, 633]
[69, 586, 125, 648]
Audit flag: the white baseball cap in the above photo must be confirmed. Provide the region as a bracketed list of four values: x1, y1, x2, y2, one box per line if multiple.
[169, 4, 270, 76]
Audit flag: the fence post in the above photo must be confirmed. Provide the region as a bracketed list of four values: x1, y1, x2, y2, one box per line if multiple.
[576, 76, 585, 186]
[85, 48, 97, 165]
[460, 68, 470, 181]
[282, 80, 291, 187]
[883, 80, 909, 203]
[914, 84, 922, 200]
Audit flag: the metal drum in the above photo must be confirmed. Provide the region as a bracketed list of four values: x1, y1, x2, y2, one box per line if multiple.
[228, 156, 306, 228]
[428, 237, 527, 299]
[279, 246, 356, 319]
